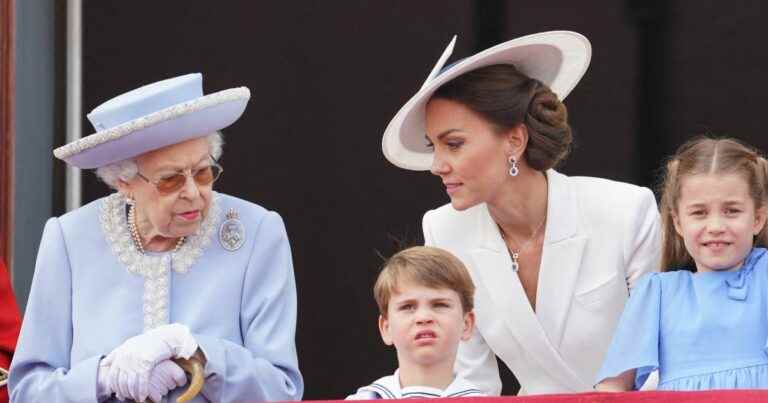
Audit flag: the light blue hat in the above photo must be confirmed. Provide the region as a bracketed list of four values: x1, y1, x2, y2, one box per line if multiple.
[382, 31, 591, 171]
[54, 73, 250, 169]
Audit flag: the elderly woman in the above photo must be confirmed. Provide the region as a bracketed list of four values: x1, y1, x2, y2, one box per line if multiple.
[9, 74, 303, 402]
[381, 32, 661, 395]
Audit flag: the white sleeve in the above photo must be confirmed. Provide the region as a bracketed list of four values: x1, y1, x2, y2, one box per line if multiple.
[455, 328, 502, 396]
[624, 187, 662, 290]
[422, 210, 436, 246]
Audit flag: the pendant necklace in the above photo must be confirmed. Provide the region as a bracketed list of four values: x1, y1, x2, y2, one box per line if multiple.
[499, 216, 546, 272]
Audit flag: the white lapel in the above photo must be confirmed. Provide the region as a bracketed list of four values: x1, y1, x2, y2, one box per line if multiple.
[467, 170, 588, 391]
[468, 208, 541, 346]
[536, 170, 587, 351]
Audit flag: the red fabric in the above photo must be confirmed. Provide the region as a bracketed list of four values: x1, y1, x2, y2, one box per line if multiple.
[0, 260, 21, 403]
[306, 390, 768, 403]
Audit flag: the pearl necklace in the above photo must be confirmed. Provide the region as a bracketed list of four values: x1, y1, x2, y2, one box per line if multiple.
[499, 217, 546, 272]
[128, 205, 185, 255]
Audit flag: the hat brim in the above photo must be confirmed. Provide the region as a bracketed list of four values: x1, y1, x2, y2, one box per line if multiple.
[382, 31, 591, 171]
[54, 87, 250, 169]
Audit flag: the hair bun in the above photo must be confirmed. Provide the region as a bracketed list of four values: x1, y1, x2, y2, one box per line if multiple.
[523, 82, 572, 170]
[527, 84, 568, 129]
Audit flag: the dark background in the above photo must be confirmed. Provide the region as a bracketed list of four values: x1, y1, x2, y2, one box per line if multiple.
[78, 1, 768, 398]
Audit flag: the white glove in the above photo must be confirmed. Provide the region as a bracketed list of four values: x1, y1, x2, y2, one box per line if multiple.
[98, 358, 187, 402]
[97, 358, 112, 401]
[147, 360, 188, 403]
[104, 323, 198, 402]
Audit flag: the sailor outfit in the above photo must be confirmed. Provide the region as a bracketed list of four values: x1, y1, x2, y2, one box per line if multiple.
[347, 369, 485, 399]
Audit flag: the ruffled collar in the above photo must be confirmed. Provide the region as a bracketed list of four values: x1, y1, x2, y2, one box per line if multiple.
[99, 192, 221, 276]
[725, 248, 767, 301]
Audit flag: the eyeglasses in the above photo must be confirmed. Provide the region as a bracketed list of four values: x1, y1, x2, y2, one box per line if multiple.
[136, 156, 223, 195]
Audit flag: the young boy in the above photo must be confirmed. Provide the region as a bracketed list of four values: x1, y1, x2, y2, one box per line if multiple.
[346, 246, 484, 399]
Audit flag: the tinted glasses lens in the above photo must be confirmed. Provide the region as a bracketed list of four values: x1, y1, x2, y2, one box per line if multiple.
[193, 164, 221, 186]
[156, 174, 187, 193]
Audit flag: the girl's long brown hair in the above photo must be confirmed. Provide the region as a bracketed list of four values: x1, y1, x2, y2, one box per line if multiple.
[659, 136, 768, 271]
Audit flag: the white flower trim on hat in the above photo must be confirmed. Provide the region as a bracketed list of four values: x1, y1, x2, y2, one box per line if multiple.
[100, 192, 221, 331]
[54, 87, 250, 161]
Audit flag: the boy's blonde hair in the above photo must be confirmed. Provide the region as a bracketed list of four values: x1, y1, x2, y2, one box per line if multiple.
[374, 246, 475, 318]
[659, 136, 768, 271]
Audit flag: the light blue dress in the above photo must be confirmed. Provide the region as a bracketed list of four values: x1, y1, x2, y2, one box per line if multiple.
[596, 247, 768, 390]
[9, 192, 304, 402]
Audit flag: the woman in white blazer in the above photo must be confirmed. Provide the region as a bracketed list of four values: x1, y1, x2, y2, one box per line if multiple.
[381, 32, 661, 395]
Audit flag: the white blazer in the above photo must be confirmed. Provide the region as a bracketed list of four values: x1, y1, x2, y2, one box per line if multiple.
[423, 170, 661, 395]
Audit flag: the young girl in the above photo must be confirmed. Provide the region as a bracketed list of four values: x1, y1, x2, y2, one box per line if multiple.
[595, 136, 768, 391]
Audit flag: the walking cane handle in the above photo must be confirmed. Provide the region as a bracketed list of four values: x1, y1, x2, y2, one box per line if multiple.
[173, 356, 204, 403]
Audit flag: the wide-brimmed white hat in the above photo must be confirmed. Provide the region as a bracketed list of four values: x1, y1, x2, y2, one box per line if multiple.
[54, 73, 250, 169]
[382, 31, 591, 171]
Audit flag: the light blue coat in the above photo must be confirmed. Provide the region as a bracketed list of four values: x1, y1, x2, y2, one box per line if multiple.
[9, 192, 303, 402]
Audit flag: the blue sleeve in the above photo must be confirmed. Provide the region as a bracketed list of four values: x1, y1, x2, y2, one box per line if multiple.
[9, 218, 103, 403]
[594, 272, 662, 390]
[195, 211, 304, 402]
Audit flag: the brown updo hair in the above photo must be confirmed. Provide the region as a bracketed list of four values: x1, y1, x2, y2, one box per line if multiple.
[431, 64, 572, 171]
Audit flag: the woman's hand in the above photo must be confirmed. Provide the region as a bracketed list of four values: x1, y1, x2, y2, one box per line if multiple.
[103, 323, 198, 401]
[595, 369, 636, 392]
[147, 360, 188, 402]
[99, 358, 187, 402]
